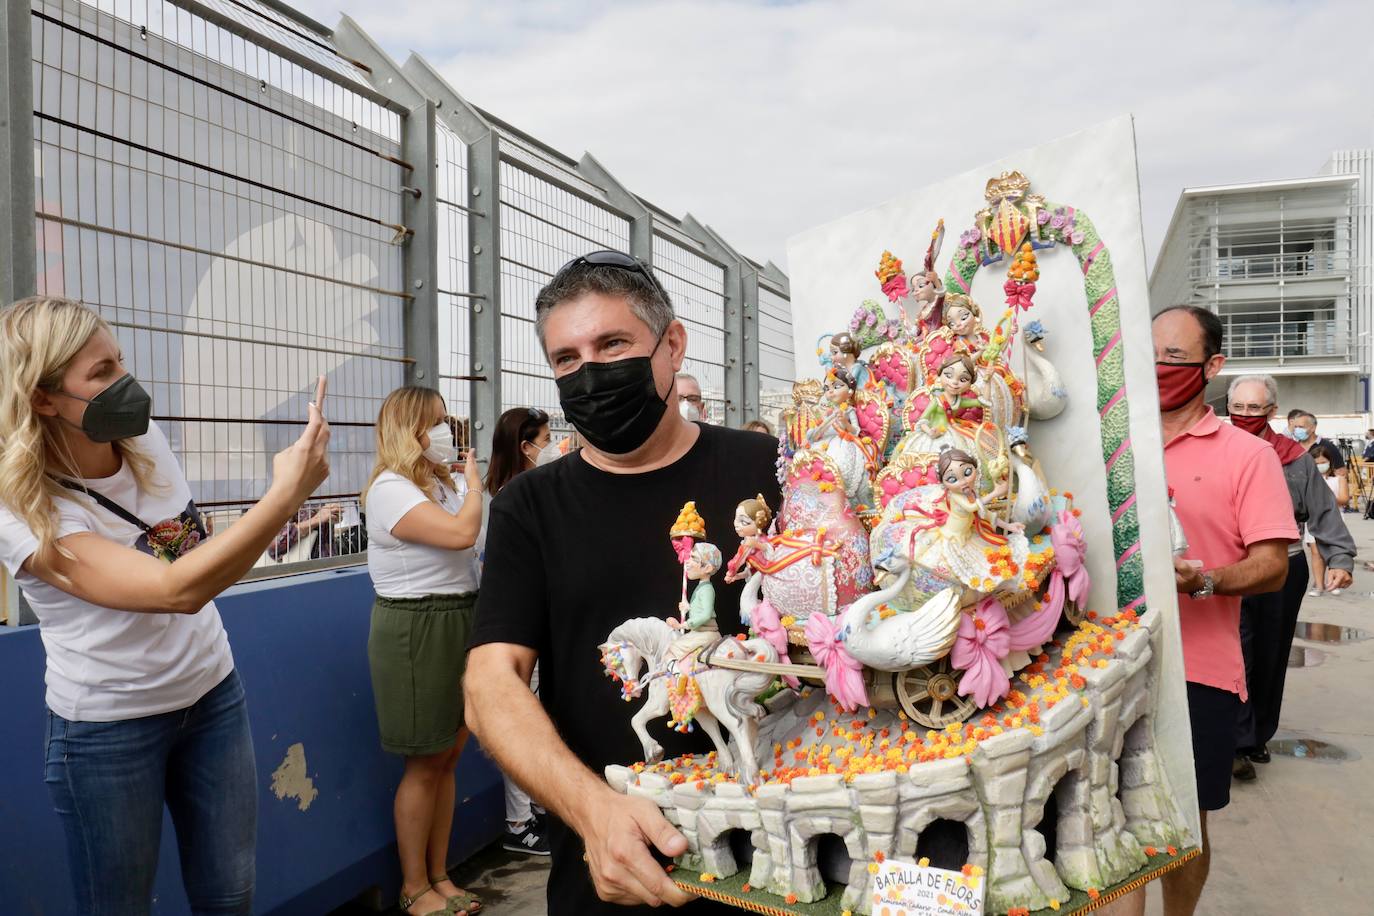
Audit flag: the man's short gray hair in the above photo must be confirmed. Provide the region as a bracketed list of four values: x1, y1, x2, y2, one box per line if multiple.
[533, 262, 674, 354]
[1226, 374, 1278, 408]
[675, 372, 699, 386]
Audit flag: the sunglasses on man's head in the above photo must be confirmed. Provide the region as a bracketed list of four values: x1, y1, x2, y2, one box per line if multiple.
[548, 250, 669, 304]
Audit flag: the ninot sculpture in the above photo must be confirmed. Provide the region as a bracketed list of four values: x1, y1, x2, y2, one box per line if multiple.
[601, 169, 1194, 915]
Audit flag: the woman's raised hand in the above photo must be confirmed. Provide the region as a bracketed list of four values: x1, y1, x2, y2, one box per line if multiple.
[461, 449, 483, 490]
[272, 376, 332, 504]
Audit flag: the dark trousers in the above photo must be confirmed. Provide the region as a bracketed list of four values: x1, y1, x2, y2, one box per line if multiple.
[1236, 552, 1310, 753]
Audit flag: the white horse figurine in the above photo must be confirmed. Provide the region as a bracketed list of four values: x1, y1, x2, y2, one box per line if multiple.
[600, 617, 778, 785]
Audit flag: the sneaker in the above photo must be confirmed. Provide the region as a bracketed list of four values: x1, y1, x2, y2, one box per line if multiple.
[503, 820, 551, 856]
[1308, 588, 1322, 598]
[1330, 588, 1344, 596]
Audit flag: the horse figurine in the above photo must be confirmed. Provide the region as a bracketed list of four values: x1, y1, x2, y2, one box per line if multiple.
[599, 618, 778, 785]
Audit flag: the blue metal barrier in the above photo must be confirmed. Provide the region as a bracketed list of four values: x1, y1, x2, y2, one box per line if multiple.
[0, 567, 505, 915]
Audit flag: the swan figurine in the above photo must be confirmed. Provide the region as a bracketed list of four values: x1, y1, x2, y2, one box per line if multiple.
[1008, 432, 1054, 535]
[1022, 321, 1068, 420]
[839, 557, 963, 672]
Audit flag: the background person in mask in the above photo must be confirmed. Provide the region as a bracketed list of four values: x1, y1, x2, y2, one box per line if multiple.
[675, 371, 708, 423]
[1224, 376, 1354, 783]
[0, 297, 330, 915]
[1288, 410, 1349, 513]
[363, 387, 485, 916]
[1108, 306, 1296, 916]
[464, 251, 780, 914]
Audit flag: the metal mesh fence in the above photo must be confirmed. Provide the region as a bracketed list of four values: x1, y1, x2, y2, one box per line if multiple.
[758, 282, 795, 428]
[652, 233, 726, 422]
[29, 0, 409, 569]
[6, 0, 792, 588]
[498, 159, 630, 427]
[435, 119, 472, 421]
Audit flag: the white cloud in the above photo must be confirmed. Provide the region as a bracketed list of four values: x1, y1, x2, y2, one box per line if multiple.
[295, 0, 1374, 269]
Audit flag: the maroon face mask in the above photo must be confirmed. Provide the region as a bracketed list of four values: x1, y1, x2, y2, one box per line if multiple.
[1155, 361, 1207, 412]
[1230, 413, 1271, 436]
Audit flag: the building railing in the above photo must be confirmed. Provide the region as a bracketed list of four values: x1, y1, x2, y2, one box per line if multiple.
[1220, 311, 1354, 362]
[1191, 251, 1351, 282]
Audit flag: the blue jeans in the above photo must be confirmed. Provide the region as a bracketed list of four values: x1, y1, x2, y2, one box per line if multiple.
[45, 670, 257, 916]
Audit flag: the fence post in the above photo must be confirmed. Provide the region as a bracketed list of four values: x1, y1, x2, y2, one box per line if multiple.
[331, 18, 440, 389]
[681, 215, 758, 425]
[578, 153, 653, 264]
[402, 58, 502, 459]
[1, 2, 36, 306]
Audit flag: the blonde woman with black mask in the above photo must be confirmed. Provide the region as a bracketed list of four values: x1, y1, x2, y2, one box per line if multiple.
[363, 386, 484, 915]
[0, 296, 330, 915]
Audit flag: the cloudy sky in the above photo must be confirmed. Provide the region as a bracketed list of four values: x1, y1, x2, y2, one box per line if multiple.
[295, 0, 1374, 271]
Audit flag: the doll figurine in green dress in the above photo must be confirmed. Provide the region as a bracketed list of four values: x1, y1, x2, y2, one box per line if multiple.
[668, 542, 723, 661]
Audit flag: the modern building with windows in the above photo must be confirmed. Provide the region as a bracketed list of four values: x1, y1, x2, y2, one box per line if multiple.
[1149, 150, 1372, 419]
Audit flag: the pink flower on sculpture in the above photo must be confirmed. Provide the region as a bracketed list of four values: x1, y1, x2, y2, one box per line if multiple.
[951, 597, 1011, 708]
[1042, 509, 1091, 620]
[806, 612, 868, 711]
[882, 274, 911, 303]
[750, 599, 799, 689]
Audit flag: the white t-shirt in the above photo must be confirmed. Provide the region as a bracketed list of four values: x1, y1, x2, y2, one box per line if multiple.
[365, 471, 480, 598]
[0, 424, 234, 722]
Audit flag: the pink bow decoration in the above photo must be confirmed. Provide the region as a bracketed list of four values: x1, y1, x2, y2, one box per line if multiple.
[805, 612, 868, 710]
[1003, 279, 1037, 311]
[1040, 510, 1091, 624]
[671, 535, 695, 563]
[751, 598, 800, 689]
[882, 274, 910, 303]
[951, 597, 1012, 708]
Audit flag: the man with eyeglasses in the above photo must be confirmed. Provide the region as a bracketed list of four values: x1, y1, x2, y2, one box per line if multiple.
[675, 372, 709, 423]
[1106, 306, 1295, 916]
[464, 251, 781, 914]
[1224, 376, 1354, 782]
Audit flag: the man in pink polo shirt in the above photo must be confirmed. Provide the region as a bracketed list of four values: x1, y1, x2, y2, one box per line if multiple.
[1107, 306, 1295, 916]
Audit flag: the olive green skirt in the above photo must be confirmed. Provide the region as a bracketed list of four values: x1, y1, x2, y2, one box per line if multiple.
[367, 592, 477, 756]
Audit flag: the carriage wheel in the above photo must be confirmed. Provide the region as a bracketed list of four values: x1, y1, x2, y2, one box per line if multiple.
[1061, 597, 1086, 626]
[894, 657, 979, 729]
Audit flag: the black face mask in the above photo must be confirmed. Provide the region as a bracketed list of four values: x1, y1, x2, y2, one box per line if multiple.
[555, 335, 670, 455]
[58, 373, 153, 442]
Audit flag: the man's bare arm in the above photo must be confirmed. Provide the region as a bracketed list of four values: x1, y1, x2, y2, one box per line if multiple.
[463, 642, 695, 907]
[1174, 539, 1289, 596]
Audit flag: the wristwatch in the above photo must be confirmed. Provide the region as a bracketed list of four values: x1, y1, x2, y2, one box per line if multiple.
[1190, 572, 1215, 600]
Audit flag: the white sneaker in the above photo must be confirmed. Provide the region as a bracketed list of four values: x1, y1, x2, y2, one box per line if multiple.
[1330, 588, 1344, 596]
[1308, 588, 1322, 598]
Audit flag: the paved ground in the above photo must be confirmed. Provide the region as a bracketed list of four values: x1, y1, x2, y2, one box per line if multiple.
[347, 515, 1374, 915]
[1145, 511, 1374, 915]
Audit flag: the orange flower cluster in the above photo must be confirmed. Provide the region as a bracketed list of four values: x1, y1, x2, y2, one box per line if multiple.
[983, 545, 1020, 579]
[875, 251, 904, 284]
[1021, 545, 1055, 591]
[1008, 243, 1039, 282]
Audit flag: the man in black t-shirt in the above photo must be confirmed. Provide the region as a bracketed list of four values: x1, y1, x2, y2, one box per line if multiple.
[466, 252, 782, 915]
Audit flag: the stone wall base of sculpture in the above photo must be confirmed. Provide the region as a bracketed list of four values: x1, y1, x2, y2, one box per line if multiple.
[606, 610, 1191, 915]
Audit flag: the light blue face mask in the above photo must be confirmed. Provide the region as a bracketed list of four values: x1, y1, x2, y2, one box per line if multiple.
[1291, 427, 1310, 443]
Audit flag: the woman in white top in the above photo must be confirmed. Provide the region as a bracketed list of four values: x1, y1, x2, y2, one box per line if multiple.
[363, 386, 484, 916]
[0, 297, 330, 915]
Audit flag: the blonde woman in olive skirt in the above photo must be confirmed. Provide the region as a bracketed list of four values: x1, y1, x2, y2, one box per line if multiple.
[364, 387, 484, 916]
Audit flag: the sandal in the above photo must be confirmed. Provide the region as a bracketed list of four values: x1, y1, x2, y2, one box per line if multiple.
[398, 883, 450, 916]
[429, 876, 483, 914]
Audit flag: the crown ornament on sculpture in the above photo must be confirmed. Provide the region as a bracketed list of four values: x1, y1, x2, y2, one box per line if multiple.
[984, 170, 1032, 203]
[975, 170, 1049, 256]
